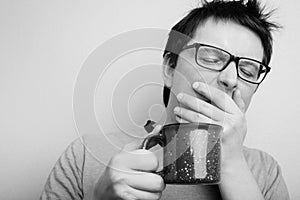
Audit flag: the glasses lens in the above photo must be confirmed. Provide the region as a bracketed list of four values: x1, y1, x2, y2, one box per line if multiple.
[238, 59, 267, 83]
[197, 46, 229, 70]
[194, 44, 268, 84]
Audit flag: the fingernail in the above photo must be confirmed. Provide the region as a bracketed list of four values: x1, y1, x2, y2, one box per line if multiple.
[174, 107, 180, 113]
[193, 82, 200, 88]
[177, 93, 183, 100]
[155, 124, 162, 130]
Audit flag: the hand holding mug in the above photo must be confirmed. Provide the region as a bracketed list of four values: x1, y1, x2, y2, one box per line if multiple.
[93, 125, 166, 200]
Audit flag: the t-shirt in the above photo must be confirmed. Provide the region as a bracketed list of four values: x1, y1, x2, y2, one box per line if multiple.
[40, 122, 290, 200]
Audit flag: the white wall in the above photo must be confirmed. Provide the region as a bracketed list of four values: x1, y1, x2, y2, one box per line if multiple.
[0, 0, 299, 199]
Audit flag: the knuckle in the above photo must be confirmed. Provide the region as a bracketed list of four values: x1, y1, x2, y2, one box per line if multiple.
[151, 174, 165, 191]
[175, 116, 181, 123]
[142, 150, 158, 162]
[194, 112, 202, 122]
[120, 191, 135, 200]
[148, 152, 159, 169]
[109, 169, 123, 184]
[123, 192, 136, 200]
[194, 101, 201, 111]
[147, 173, 165, 192]
[112, 183, 123, 195]
[158, 177, 166, 191]
[109, 154, 131, 175]
[134, 150, 159, 170]
[199, 100, 208, 109]
[153, 192, 162, 200]
[110, 154, 122, 166]
[114, 183, 135, 200]
[180, 93, 186, 102]
[210, 110, 218, 119]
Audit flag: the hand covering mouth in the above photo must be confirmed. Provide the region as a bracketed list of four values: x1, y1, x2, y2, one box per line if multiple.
[199, 94, 211, 104]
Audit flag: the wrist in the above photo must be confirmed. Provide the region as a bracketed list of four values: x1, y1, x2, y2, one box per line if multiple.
[218, 152, 264, 200]
[221, 151, 248, 178]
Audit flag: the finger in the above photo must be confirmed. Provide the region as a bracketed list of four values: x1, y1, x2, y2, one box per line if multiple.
[232, 89, 246, 113]
[151, 124, 163, 135]
[175, 115, 190, 123]
[114, 149, 159, 172]
[130, 188, 162, 200]
[114, 183, 162, 200]
[176, 93, 224, 121]
[123, 139, 143, 151]
[192, 82, 238, 114]
[174, 107, 215, 124]
[124, 172, 165, 192]
[116, 183, 162, 200]
[113, 183, 136, 200]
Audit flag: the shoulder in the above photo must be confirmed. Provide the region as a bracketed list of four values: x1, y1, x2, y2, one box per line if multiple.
[243, 146, 290, 199]
[61, 133, 134, 199]
[54, 133, 125, 175]
[66, 128, 146, 164]
[243, 146, 278, 169]
[243, 146, 280, 180]
[73, 131, 142, 168]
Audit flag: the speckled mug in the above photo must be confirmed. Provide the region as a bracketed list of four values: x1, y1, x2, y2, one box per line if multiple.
[142, 123, 222, 184]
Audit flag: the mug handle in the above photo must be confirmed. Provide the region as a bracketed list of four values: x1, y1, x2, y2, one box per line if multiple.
[141, 131, 166, 150]
[141, 132, 166, 177]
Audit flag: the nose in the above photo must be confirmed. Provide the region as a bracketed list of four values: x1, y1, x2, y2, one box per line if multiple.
[217, 61, 238, 91]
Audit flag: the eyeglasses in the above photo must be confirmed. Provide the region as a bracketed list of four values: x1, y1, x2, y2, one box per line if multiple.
[182, 43, 271, 84]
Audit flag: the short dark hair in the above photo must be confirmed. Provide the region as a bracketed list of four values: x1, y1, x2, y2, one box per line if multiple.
[162, 0, 280, 107]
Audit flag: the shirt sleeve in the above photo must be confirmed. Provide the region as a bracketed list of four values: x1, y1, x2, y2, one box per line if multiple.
[39, 138, 85, 200]
[265, 158, 290, 200]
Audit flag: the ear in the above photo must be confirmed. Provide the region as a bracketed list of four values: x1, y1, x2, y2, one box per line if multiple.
[162, 55, 175, 88]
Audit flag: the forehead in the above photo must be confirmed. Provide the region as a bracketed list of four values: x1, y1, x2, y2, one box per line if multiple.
[190, 18, 264, 61]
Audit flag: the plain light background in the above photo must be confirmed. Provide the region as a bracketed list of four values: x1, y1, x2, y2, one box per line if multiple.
[1, 0, 299, 200]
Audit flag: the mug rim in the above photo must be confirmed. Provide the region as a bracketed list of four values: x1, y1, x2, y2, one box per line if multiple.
[162, 122, 223, 130]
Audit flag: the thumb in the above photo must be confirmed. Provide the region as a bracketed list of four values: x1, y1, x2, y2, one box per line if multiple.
[123, 140, 142, 151]
[150, 124, 163, 135]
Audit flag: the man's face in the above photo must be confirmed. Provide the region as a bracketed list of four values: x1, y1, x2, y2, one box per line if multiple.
[163, 18, 264, 123]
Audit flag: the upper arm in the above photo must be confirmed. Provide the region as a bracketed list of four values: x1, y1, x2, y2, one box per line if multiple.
[40, 138, 85, 200]
[264, 159, 290, 200]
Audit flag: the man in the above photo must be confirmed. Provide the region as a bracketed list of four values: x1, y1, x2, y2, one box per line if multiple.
[40, 0, 290, 199]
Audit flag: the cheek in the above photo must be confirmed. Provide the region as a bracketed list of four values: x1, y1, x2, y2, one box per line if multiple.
[239, 85, 256, 111]
[171, 56, 210, 91]
[171, 63, 199, 96]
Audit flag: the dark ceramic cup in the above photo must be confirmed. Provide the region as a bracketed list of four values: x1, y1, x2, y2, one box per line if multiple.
[142, 123, 223, 184]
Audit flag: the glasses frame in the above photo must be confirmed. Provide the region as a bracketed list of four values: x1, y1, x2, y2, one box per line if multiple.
[182, 43, 271, 84]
